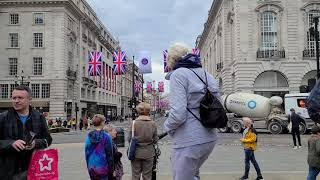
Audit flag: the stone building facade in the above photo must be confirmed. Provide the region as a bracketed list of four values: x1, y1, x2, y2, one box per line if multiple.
[0, 0, 122, 121]
[197, 0, 320, 98]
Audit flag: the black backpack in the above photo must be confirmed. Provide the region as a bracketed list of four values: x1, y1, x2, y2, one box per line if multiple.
[187, 69, 228, 128]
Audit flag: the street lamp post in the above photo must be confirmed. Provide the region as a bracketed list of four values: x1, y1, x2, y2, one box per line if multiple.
[14, 70, 30, 86]
[314, 16, 320, 79]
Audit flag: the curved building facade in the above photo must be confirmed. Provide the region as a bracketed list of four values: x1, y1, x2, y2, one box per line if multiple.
[197, 0, 320, 98]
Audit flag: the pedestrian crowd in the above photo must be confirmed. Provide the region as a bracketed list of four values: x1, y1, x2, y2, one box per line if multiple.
[2, 42, 320, 180]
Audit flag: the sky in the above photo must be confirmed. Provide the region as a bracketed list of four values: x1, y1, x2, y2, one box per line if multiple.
[87, 0, 213, 93]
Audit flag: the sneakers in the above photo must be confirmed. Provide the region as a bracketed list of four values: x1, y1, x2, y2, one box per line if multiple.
[240, 176, 263, 180]
[293, 146, 298, 149]
[298, 146, 302, 149]
[239, 177, 248, 180]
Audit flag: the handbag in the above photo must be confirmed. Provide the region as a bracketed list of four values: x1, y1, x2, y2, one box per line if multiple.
[287, 115, 292, 133]
[27, 148, 59, 180]
[287, 122, 292, 133]
[127, 121, 138, 161]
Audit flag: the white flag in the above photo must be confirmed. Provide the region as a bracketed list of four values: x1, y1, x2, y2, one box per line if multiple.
[138, 51, 152, 74]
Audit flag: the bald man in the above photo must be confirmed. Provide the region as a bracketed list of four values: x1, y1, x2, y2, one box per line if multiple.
[239, 117, 264, 180]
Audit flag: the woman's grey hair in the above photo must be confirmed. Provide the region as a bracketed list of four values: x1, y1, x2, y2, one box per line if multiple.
[136, 102, 151, 115]
[167, 42, 191, 68]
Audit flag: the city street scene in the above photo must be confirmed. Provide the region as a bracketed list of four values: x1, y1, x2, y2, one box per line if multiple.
[0, 0, 320, 180]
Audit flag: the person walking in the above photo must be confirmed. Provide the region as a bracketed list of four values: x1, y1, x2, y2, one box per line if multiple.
[289, 108, 304, 149]
[129, 102, 158, 180]
[71, 118, 77, 131]
[239, 117, 264, 180]
[79, 118, 84, 131]
[307, 125, 320, 180]
[63, 119, 68, 128]
[85, 114, 114, 180]
[105, 124, 124, 180]
[164, 42, 219, 180]
[83, 116, 88, 130]
[0, 85, 52, 180]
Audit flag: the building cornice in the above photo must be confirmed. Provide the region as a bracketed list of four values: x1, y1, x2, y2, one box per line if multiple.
[301, 1, 320, 11]
[0, 0, 83, 18]
[0, 0, 67, 6]
[197, 0, 222, 50]
[255, 1, 284, 12]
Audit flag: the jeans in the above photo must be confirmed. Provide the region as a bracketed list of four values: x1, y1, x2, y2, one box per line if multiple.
[292, 128, 301, 146]
[307, 166, 320, 180]
[243, 149, 262, 178]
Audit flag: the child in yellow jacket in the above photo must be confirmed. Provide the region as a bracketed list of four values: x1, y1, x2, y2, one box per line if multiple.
[239, 117, 264, 180]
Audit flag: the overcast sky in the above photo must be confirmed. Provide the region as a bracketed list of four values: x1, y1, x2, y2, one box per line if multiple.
[87, 0, 213, 93]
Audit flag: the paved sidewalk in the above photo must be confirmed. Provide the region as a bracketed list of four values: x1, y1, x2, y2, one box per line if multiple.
[54, 142, 309, 180]
[121, 173, 307, 180]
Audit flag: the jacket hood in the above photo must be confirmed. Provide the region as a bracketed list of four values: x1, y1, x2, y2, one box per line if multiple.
[88, 130, 104, 144]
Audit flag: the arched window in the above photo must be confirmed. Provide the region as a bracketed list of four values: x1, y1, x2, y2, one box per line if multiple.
[256, 3, 284, 59]
[260, 11, 277, 51]
[254, 71, 288, 88]
[306, 10, 320, 57]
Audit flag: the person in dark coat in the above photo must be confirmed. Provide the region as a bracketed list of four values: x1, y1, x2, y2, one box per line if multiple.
[0, 85, 52, 180]
[289, 108, 304, 149]
[63, 119, 68, 128]
[79, 118, 84, 131]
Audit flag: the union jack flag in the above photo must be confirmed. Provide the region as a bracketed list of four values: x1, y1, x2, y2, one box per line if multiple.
[146, 82, 152, 93]
[134, 81, 142, 93]
[192, 48, 200, 57]
[163, 50, 170, 73]
[88, 51, 102, 76]
[158, 81, 164, 92]
[113, 51, 126, 75]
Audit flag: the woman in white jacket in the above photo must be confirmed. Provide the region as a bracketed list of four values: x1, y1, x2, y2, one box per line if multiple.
[164, 42, 221, 180]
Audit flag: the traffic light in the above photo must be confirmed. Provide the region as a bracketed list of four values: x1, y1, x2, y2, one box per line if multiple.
[132, 97, 137, 108]
[128, 100, 132, 108]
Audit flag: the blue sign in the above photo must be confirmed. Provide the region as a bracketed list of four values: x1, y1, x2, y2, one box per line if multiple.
[248, 100, 257, 109]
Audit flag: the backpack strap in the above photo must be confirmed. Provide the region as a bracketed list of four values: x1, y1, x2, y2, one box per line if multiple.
[187, 108, 201, 121]
[188, 68, 208, 89]
[186, 68, 208, 121]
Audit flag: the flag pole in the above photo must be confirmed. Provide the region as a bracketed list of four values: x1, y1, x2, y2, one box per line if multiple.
[142, 74, 144, 102]
[132, 56, 136, 120]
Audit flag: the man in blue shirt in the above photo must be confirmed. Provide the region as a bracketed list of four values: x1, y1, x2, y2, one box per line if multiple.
[0, 85, 52, 180]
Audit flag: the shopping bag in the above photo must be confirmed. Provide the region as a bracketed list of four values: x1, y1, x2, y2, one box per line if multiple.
[287, 122, 292, 133]
[127, 136, 138, 160]
[27, 148, 59, 180]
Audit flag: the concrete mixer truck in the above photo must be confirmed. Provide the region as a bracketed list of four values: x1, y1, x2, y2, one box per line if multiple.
[219, 93, 314, 134]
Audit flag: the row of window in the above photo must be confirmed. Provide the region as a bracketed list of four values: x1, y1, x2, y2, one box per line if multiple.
[9, 13, 44, 25]
[81, 88, 118, 102]
[9, 33, 43, 48]
[0, 83, 50, 99]
[9, 57, 43, 76]
[260, 10, 320, 55]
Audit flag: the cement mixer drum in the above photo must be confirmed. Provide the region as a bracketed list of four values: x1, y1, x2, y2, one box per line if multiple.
[269, 96, 283, 106]
[223, 93, 271, 118]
